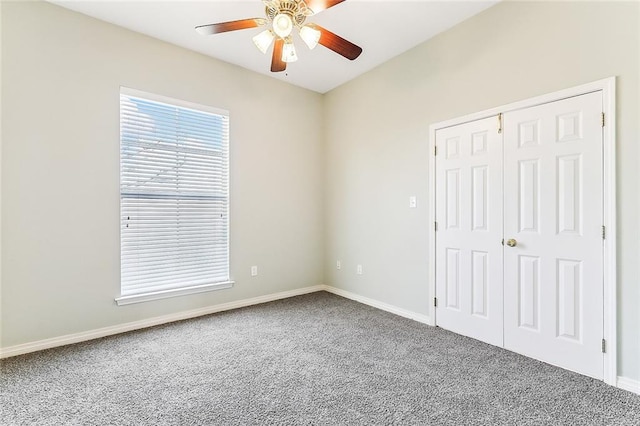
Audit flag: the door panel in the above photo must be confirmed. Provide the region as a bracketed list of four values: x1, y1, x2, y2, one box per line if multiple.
[471, 250, 488, 317]
[435, 116, 503, 347]
[518, 255, 540, 331]
[503, 92, 603, 379]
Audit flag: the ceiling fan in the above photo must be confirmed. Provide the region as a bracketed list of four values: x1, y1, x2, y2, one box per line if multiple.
[196, 0, 363, 72]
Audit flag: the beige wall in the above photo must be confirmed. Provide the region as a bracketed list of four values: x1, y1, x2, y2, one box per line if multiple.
[1, 1, 324, 347]
[324, 1, 639, 381]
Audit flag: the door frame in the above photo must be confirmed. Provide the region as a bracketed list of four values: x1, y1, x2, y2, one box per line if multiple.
[427, 77, 617, 385]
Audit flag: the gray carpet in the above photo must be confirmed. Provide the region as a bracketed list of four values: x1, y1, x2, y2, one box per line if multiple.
[1, 292, 639, 425]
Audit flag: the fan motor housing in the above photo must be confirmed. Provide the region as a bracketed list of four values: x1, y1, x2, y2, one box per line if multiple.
[266, 0, 307, 27]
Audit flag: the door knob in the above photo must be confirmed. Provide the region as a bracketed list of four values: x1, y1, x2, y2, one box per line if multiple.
[506, 238, 517, 247]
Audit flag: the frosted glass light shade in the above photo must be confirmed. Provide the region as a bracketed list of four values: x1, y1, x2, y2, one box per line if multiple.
[282, 42, 298, 63]
[299, 25, 321, 50]
[252, 30, 274, 54]
[272, 13, 293, 38]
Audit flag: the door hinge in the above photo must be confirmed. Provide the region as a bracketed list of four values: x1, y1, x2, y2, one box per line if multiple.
[434, 145, 438, 156]
[602, 225, 606, 240]
[434, 221, 438, 231]
[602, 338, 606, 353]
[498, 113, 503, 134]
[434, 297, 438, 307]
[601, 112, 605, 127]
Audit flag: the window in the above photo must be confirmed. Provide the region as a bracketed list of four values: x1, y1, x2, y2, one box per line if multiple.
[117, 88, 231, 305]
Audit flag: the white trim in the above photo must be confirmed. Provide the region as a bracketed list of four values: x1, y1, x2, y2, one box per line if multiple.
[427, 77, 617, 384]
[119, 88, 231, 302]
[617, 376, 640, 395]
[2, 278, 631, 393]
[323, 285, 432, 325]
[0, 285, 325, 359]
[115, 281, 235, 306]
[427, 121, 437, 327]
[430, 78, 612, 132]
[601, 77, 617, 386]
[1, 284, 434, 359]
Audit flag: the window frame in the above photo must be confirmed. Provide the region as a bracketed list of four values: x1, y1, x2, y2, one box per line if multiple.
[116, 87, 233, 306]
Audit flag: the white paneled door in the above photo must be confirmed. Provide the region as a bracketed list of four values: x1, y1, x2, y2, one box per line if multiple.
[435, 92, 604, 380]
[435, 116, 504, 347]
[503, 92, 603, 379]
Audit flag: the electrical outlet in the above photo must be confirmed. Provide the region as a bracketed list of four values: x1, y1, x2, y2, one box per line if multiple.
[251, 266, 258, 277]
[337, 260, 341, 270]
[409, 196, 417, 209]
[357, 264, 363, 275]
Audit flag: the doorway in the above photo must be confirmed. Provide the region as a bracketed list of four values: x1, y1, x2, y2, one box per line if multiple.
[428, 79, 616, 383]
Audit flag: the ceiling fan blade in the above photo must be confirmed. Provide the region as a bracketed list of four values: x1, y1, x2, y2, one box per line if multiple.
[271, 38, 286, 72]
[304, 0, 346, 14]
[195, 18, 263, 36]
[310, 24, 362, 60]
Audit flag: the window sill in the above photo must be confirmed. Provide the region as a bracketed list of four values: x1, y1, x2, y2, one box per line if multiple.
[115, 281, 234, 306]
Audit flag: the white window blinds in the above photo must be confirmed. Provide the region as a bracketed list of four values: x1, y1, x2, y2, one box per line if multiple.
[119, 88, 230, 304]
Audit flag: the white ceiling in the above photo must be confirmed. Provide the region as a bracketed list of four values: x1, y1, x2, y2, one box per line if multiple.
[48, 0, 498, 93]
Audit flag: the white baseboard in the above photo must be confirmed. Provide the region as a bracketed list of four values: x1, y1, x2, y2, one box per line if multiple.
[0, 285, 325, 359]
[0, 284, 432, 359]
[3, 283, 634, 395]
[324, 287, 640, 395]
[322, 285, 432, 325]
[617, 376, 640, 395]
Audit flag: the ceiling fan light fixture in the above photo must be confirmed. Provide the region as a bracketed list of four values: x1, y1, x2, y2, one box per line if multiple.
[252, 29, 275, 54]
[299, 25, 321, 50]
[195, 0, 362, 73]
[282, 41, 298, 63]
[272, 13, 293, 38]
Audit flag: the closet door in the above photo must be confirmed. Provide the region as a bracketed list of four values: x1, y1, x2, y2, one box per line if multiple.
[435, 116, 503, 347]
[502, 92, 603, 379]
